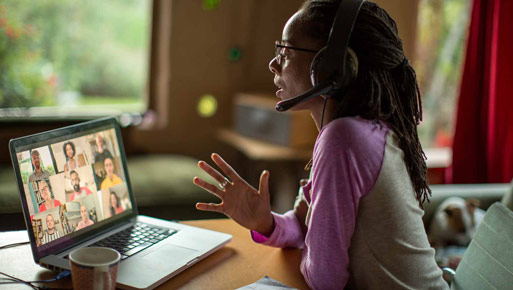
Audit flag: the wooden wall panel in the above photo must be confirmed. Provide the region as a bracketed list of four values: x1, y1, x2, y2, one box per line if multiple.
[130, 0, 303, 159]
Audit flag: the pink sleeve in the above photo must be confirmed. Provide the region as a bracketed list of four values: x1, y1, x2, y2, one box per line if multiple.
[251, 210, 305, 249]
[300, 118, 386, 289]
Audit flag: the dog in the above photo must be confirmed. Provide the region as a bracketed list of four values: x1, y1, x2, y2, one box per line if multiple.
[428, 197, 485, 247]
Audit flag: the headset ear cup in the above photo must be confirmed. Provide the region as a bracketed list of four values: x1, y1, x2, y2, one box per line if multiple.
[345, 47, 359, 83]
[311, 46, 359, 88]
[310, 47, 328, 86]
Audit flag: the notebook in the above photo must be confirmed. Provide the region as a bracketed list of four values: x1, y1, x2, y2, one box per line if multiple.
[9, 117, 232, 290]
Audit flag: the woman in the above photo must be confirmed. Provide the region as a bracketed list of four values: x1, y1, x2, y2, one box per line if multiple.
[193, 1, 447, 289]
[63, 141, 78, 171]
[38, 180, 62, 212]
[100, 157, 123, 190]
[109, 191, 123, 217]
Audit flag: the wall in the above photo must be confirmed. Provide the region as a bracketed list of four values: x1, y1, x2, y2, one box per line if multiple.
[130, 0, 303, 160]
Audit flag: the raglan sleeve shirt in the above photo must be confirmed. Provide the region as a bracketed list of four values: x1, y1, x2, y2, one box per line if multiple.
[251, 117, 388, 289]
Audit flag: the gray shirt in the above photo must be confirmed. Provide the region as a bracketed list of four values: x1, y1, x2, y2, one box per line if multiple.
[29, 168, 51, 183]
[347, 132, 448, 289]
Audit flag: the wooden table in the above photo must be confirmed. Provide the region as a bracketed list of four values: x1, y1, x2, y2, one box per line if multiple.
[0, 219, 309, 290]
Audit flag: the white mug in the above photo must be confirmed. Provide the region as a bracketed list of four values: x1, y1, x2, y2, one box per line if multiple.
[69, 247, 121, 290]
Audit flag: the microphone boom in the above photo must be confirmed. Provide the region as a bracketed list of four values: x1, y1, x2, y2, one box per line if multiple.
[275, 79, 334, 112]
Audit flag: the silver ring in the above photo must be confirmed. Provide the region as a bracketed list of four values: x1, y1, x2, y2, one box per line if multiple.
[219, 178, 230, 189]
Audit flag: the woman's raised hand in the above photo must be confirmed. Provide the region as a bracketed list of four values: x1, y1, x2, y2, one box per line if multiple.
[193, 153, 274, 236]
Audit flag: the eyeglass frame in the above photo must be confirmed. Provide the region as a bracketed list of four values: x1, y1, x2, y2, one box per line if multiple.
[274, 40, 318, 65]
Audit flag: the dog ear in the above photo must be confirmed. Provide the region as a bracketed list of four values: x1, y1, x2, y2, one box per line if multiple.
[465, 198, 480, 216]
[465, 198, 480, 208]
[444, 208, 454, 217]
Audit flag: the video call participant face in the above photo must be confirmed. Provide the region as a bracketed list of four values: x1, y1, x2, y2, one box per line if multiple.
[39, 181, 52, 202]
[46, 214, 55, 232]
[65, 143, 75, 159]
[110, 192, 118, 208]
[96, 135, 104, 150]
[80, 205, 89, 221]
[70, 171, 81, 192]
[31, 151, 41, 170]
[104, 158, 114, 178]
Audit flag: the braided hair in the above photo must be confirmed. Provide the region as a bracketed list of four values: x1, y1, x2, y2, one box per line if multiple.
[298, 0, 431, 207]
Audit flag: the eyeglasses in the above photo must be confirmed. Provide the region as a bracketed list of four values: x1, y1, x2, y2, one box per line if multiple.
[274, 40, 318, 65]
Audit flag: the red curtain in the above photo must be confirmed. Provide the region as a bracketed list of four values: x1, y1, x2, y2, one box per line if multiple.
[448, 0, 513, 184]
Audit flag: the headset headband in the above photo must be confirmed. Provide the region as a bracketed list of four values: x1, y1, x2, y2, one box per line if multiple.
[323, 0, 364, 88]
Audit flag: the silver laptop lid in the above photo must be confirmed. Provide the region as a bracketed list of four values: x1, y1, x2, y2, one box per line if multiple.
[9, 117, 138, 263]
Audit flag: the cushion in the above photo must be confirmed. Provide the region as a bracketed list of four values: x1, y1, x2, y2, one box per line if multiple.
[451, 203, 513, 289]
[127, 154, 218, 207]
[0, 165, 21, 213]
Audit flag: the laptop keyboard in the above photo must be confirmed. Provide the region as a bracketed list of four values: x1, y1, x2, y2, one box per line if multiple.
[89, 222, 178, 260]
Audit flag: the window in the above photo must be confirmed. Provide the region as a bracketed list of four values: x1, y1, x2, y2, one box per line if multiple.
[414, 0, 472, 149]
[0, 0, 150, 118]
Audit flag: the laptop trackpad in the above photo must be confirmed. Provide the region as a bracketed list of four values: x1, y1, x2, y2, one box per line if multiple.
[142, 244, 198, 267]
[117, 245, 199, 288]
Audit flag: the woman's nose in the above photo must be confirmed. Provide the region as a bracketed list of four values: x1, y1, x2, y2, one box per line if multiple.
[269, 57, 280, 74]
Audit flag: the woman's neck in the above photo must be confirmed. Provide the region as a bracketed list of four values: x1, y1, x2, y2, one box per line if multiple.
[310, 97, 336, 131]
[45, 199, 53, 208]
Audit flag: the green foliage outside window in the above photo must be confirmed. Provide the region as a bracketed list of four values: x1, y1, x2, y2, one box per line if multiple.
[415, 0, 471, 148]
[0, 0, 149, 111]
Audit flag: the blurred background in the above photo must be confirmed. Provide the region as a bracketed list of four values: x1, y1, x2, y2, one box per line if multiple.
[2, 0, 503, 228]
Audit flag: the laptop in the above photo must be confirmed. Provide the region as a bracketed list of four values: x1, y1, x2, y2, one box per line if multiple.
[9, 117, 232, 289]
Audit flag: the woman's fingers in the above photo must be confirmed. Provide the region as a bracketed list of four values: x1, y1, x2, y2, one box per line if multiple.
[258, 170, 270, 202]
[198, 160, 230, 188]
[196, 202, 225, 213]
[193, 177, 225, 199]
[211, 153, 240, 182]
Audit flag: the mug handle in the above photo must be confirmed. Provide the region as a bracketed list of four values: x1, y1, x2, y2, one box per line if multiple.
[94, 265, 110, 290]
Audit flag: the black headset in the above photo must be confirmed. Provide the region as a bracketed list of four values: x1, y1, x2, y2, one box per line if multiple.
[275, 0, 365, 112]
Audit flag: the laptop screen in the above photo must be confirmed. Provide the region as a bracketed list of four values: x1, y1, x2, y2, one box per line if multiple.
[10, 118, 136, 256]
